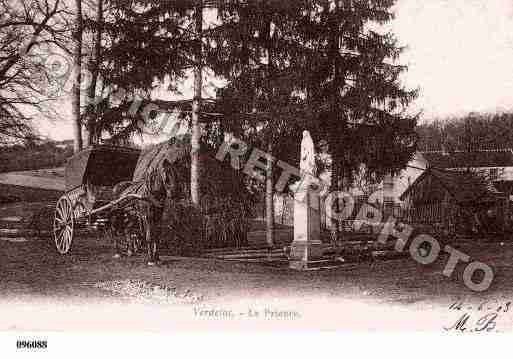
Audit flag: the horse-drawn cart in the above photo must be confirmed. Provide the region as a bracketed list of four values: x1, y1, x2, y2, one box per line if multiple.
[53, 145, 143, 254]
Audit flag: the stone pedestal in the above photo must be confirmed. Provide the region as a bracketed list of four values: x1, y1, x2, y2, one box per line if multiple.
[289, 184, 326, 270]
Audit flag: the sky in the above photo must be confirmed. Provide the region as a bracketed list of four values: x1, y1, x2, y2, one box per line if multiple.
[392, 0, 513, 120]
[40, 0, 513, 140]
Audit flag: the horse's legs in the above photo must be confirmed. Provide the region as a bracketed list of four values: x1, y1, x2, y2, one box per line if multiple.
[142, 210, 154, 265]
[108, 226, 121, 259]
[124, 214, 135, 257]
[144, 205, 164, 265]
[152, 207, 164, 263]
[126, 230, 134, 257]
[109, 212, 123, 258]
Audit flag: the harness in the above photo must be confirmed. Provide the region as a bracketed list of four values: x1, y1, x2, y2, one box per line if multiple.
[122, 140, 186, 209]
[120, 179, 165, 209]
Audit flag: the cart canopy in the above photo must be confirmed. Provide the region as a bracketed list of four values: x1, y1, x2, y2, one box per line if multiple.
[65, 145, 141, 191]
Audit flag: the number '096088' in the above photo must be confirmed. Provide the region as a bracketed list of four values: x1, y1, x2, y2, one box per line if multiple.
[16, 340, 48, 350]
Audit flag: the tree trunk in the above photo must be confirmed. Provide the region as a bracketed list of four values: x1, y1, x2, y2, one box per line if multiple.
[71, 0, 83, 153]
[264, 16, 275, 249]
[84, 0, 103, 147]
[332, 1, 345, 235]
[337, 159, 345, 233]
[191, 1, 203, 206]
[330, 158, 341, 236]
[266, 142, 274, 248]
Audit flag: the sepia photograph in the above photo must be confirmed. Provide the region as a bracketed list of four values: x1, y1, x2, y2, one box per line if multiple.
[1, 0, 513, 355]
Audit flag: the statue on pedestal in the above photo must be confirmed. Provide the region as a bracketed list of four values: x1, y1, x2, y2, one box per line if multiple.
[300, 130, 317, 176]
[291, 130, 318, 195]
[289, 130, 325, 269]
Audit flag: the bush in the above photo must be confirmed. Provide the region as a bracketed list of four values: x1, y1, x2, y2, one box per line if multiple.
[161, 197, 253, 257]
[163, 201, 205, 256]
[158, 137, 257, 256]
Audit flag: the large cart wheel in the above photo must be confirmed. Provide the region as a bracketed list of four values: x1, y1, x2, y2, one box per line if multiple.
[53, 196, 75, 254]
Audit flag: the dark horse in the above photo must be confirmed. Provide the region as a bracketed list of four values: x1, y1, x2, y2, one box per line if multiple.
[109, 136, 189, 265]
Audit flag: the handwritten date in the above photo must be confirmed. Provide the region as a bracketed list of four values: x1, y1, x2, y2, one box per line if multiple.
[448, 300, 511, 313]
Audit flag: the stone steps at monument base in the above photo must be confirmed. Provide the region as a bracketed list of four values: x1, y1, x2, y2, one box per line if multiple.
[246, 229, 340, 248]
[205, 240, 400, 258]
[205, 244, 408, 269]
[289, 258, 351, 270]
[206, 252, 349, 270]
[204, 248, 286, 260]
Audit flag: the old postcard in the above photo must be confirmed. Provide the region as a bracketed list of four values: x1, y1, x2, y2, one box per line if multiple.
[1, 0, 513, 355]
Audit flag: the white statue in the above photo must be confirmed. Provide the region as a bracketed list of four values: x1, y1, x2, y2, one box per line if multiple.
[300, 130, 316, 176]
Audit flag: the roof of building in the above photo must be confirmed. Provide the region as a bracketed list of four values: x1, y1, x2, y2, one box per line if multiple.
[400, 168, 503, 205]
[421, 149, 513, 168]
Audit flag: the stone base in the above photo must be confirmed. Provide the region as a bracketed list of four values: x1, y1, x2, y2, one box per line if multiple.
[289, 241, 325, 261]
[288, 259, 341, 271]
[288, 241, 330, 270]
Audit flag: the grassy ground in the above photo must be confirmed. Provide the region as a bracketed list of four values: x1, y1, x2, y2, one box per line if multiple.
[0, 183, 62, 204]
[2, 199, 513, 331]
[2, 226, 513, 328]
[2, 233, 512, 302]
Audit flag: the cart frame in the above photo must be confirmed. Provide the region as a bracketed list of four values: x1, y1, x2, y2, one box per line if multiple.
[53, 145, 144, 254]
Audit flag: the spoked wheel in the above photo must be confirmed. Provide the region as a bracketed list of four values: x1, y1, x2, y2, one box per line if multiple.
[53, 196, 75, 254]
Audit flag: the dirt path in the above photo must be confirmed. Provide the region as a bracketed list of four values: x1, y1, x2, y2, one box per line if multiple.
[0, 173, 64, 191]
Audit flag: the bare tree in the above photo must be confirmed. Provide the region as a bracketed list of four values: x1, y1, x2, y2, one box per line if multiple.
[83, 0, 102, 147]
[0, 0, 70, 144]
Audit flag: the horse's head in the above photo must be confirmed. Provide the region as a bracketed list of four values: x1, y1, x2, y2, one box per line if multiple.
[158, 139, 189, 200]
[160, 158, 179, 199]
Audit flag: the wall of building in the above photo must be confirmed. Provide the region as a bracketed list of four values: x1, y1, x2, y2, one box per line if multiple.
[391, 153, 428, 203]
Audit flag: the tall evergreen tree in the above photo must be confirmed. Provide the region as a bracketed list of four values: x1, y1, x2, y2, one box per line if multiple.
[212, 1, 311, 246]
[212, 0, 418, 237]
[85, 0, 220, 206]
[294, 0, 418, 233]
[82, 0, 418, 242]
[295, 0, 418, 187]
[81, 0, 192, 143]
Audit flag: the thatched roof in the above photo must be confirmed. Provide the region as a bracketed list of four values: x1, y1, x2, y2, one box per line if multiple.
[132, 135, 191, 182]
[400, 168, 503, 206]
[131, 134, 255, 208]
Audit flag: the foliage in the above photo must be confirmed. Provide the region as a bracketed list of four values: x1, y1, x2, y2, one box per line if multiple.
[417, 112, 513, 152]
[212, 1, 418, 191]
[81, 0, 194, 142]
[296, 0, 419, 186]
[80, 1, 418, 190]
[159, 135, 257, 255]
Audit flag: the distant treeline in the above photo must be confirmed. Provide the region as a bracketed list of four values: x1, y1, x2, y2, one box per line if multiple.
[0, 142, 73, 173]
[417, 112, 513, 152]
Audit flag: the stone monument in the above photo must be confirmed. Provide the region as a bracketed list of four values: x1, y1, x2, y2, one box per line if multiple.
[289, 131, 325, 270]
